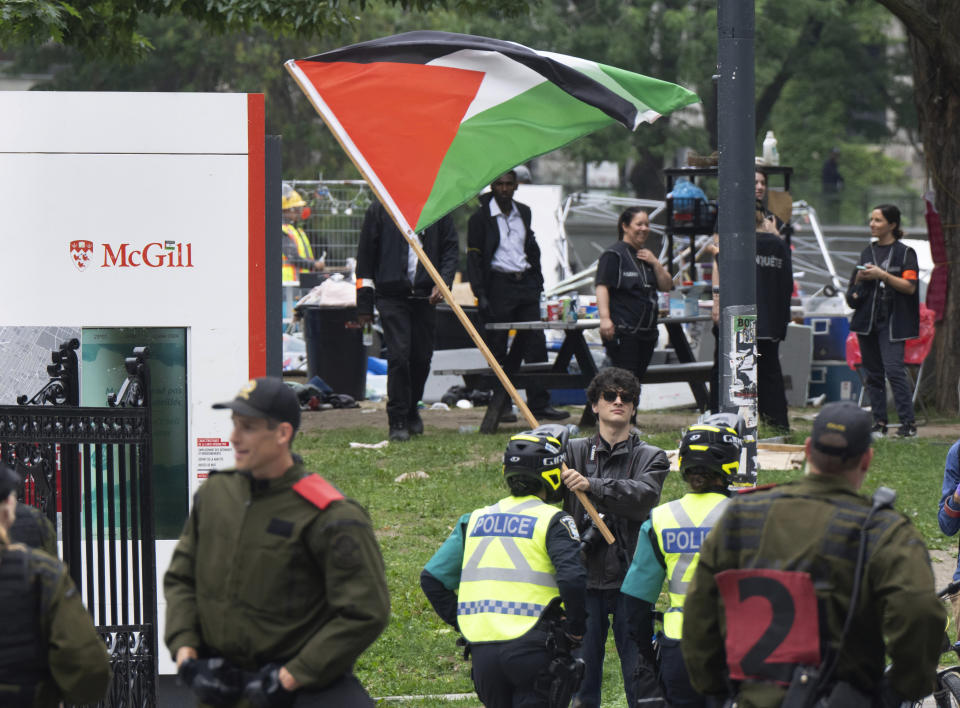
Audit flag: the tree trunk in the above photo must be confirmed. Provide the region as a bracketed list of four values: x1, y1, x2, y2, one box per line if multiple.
[910, 37, 960, 413]
[875, 0, 960, 413]
[910, 34, 960, 413]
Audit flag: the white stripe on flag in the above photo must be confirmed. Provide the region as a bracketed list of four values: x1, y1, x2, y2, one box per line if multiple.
[426, 49, 545, 124]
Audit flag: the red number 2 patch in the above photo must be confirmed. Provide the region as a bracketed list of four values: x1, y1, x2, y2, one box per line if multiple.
[715, 568, 821, 684]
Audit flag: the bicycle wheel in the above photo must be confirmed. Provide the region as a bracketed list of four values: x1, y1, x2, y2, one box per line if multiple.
[941, 669, 960, 706]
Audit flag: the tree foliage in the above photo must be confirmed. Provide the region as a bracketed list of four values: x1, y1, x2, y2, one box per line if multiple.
[0, 0, 528, 58]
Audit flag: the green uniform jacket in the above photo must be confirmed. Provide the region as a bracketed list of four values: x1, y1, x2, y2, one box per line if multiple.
[0, 546, 111, 707]
[682, 474, 945, 707]
[163, 464, 390, 690]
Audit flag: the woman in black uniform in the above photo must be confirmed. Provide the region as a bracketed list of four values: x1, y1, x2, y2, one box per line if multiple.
[595, 207, 674, 383]
[846, 203, 920, 437]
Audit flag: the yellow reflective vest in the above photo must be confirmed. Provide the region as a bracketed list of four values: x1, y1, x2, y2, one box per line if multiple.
[281, 223, 315, 283]
[651, 492, 729, 639]
[457, 495, 562, 643]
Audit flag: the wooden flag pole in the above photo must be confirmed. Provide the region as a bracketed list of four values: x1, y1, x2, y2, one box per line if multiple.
[283, 59, 612, 544]
[389, 220, 614, 545]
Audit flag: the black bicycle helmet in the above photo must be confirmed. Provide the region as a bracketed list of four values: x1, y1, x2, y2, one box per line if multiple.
[678, 423, 742, 478]
[502, 426, 568, 503]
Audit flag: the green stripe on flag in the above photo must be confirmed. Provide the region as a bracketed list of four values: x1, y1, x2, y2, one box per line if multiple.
[415, 81, 613, 230]
[597, 63, 698, 116]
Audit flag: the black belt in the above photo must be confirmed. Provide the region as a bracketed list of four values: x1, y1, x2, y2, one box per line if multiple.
[491, 269, 530, 282]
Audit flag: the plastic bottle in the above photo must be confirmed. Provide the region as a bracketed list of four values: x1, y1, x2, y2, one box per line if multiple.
[568, 292, 579, 322]
[762, 131, 779, 166]
[539, 293, 548, 321]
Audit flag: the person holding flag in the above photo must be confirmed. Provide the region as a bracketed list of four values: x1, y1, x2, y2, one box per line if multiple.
[356, 199, 459, 442]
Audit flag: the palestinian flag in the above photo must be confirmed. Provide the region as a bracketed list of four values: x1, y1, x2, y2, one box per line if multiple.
[286, 31, 698, 234]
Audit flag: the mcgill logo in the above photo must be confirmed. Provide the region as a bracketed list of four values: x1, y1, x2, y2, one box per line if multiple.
[70, 240, 195, 271]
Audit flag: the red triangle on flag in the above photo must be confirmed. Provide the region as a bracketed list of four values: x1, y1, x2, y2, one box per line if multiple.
[294, 60, 484, 230]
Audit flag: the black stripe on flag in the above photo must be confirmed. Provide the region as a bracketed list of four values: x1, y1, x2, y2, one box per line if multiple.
[300, 31, 640, 130]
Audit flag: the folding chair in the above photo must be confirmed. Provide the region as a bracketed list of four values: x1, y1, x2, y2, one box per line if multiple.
[845, 304, 935, 427]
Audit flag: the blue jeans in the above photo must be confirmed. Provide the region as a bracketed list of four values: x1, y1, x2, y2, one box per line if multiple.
[858, 329, 915, 425]
[573, 588, 639, 707]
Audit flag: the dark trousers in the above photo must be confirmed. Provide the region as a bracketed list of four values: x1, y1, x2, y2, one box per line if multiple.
[288, 672, 374, 707]
[484, 271, 550, 411]
[603, 330, 658, 387]
[573, 588, 639, 708]
[470, 629, 552, 708]
[858, 329, 915, 425]
[710, 324, 720, 413]
[757, 339, 789, 431]
[658, 637, 705, 708]
[376, 294, 437, 426]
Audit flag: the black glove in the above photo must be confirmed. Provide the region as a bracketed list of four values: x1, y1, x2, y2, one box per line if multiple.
[476, 294, 491, 319]
[177, 658, 244, 707]
[243, 663, 296, 708]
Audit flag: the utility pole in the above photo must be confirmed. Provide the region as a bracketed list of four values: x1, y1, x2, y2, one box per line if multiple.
[717, 0, 758, 483]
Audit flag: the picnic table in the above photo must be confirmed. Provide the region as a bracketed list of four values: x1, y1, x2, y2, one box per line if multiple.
[434, 315, 713, 433]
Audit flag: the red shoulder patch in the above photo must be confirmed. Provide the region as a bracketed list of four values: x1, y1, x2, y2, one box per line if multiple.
[293, 474, 345, 510]
[736, 483, 778, 495]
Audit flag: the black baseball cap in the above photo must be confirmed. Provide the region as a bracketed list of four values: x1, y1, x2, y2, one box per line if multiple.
[811, 402, 872, 461]
[213, 377, 301, 431]
[0, 463, 20, 500]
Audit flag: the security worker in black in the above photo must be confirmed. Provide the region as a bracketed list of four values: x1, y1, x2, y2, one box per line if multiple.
[420, 427, 586, 707]
[682, 402, 945, 707]
[0, 464, 112, 707]
[467, 170, 568, 422]
[356, 200, 459, 442]
[754, 205, 793, 431]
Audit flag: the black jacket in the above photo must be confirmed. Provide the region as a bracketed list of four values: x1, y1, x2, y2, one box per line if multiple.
[466, 193, 543, 302]
[845, 240, 919, 341]
[563, 432, 669, 590]
[756, 231, 793, 341]
[355, 201, 459, 314]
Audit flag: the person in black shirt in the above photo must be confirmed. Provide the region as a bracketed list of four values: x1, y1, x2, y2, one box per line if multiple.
[754, 208, 793, 431]
[356, 201, 459, 441]
[708, 207, 792, 430]
[845, 204, 920, 438]
[595, 208, 673, 385]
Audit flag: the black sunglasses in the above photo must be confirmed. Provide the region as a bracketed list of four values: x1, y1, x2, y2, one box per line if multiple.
[600, 389, 632, 403]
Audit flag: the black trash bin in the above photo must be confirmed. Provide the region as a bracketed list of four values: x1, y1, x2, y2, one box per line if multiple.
[299, 305, 367, 400]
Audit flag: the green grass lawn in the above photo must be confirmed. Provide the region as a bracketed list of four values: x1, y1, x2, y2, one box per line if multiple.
[295, 415, 959, 703]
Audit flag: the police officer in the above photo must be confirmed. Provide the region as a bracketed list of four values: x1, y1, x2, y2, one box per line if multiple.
[621, 418, 741, 708]
[0, 464, 111, 707]
[682, 402, 945, 707]
[164, 377, 390, 707]
[420, 427, 587, 707]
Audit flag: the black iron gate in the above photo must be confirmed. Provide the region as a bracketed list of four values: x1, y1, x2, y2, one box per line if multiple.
[0, 338, 157, 707]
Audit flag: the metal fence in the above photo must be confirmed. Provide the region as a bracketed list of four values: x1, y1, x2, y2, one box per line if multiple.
[285, 180, 373, 268]
[0, 339, 157, 708]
